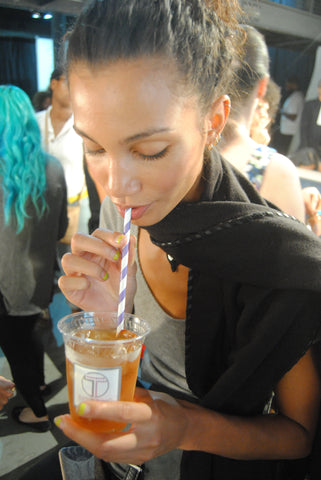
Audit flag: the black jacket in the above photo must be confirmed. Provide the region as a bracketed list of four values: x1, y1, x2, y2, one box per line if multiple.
[145, 152, 321, 479]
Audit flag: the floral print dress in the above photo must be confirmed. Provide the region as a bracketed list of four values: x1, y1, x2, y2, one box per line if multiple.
[245, 145, 276, 191]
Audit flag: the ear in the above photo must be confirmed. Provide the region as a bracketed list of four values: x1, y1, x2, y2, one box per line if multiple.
[50, 78, 58, 91]
[257, 76, 269, 99]
[205, 95, 231, 147]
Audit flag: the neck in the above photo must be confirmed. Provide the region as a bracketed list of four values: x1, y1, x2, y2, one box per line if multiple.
[50, 101, 72, 136]
[220, 122, 257, 172]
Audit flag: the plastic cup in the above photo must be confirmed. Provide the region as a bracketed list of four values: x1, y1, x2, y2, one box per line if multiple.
[58, 311, 150, 433]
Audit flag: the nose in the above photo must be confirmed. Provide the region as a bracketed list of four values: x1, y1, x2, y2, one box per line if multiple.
[106, 155, 141, 199]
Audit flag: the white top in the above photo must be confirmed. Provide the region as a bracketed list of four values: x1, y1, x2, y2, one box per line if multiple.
[100, 196, 190, 479]
[37, 106, 84, 201]
[280, 91, 305, 135]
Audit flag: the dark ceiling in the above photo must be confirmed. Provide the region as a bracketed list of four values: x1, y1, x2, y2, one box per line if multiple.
[0, 0, 85, 15]
[0, 0, 320, 54]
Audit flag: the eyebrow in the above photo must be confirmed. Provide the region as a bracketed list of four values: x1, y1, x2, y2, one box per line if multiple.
[73, 125, 172, 145]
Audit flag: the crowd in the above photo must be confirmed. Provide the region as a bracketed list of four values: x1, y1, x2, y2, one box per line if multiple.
[1, 1, 321, 480]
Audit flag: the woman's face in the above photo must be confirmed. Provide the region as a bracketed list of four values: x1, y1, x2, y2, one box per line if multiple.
[69, 58, 213, 226]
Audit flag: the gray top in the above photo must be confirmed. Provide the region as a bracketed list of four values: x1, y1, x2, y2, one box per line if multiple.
[0, 156, 68, 315]
[100, 197, 196, 480]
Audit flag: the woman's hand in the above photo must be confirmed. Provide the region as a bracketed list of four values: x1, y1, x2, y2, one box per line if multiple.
[54, 387, 191, 465]
[0, 376, 15, 410]
[302, 187, 321, 235]
[54, 348, 320, 463]
[58, 229, 137, 313]
[302, 186, 321, 217]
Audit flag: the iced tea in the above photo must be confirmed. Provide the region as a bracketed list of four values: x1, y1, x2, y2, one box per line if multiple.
[58, 313, 149, 434]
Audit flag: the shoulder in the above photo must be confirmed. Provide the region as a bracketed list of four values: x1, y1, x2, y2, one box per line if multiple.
[267, 151, 299, 179]
[36, 108, 48, 124]
[293, 91, 304, 100]
[45, 155, 66, 183]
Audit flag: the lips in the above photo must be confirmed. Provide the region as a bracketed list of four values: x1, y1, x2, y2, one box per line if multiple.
[115, 204, 150, 220]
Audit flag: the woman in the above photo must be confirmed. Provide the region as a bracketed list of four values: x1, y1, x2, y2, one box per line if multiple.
[0, 85, 68, 431]
[219, 25, 305, 222]
[250, 78, 281, 146]
[55, 1, 321, 479]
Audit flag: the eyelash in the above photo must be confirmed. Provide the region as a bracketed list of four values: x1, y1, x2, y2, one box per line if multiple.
[84, 148, 105, 157]
[85, 147, 169, 161]
[137, 147, 169, 161]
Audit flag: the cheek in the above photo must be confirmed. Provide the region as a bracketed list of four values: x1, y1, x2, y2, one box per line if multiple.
[86, 159, 107, 188]
[155, 150, 202, 197]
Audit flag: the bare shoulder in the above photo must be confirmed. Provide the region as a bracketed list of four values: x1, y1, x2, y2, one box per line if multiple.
[260, 150, 305, 221]
[266, 152, 299, 180]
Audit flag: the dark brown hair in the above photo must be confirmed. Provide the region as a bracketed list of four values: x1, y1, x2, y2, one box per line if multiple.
[66, 0, 243, 113]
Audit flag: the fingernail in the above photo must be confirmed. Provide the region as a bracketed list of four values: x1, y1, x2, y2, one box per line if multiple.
[102, 271, 109, 281]
[54, 417, 62, 427]
[113, 250, 120, 261]
[116, 235, 124, 244]
[78, 403, 88, 416]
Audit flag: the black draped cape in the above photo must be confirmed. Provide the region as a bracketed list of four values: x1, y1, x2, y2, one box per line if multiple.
[143, 152, 321, 479]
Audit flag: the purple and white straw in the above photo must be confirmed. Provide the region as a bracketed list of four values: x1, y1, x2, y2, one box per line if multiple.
[117, 208, 132, 334]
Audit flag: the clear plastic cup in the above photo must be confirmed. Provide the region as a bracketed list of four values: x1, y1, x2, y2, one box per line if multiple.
[58, 311, 150, 433]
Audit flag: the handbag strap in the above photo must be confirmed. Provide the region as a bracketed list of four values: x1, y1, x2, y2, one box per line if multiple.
[124, 465, 143, 480]
[102, 461, 143, 480]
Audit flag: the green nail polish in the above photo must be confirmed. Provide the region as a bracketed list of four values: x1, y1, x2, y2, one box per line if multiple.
[113, 250, 120, 261]
[116, 235, 124, 244]
[102, 271, 109, 281]
[78, 403, 87, 416]
[54, 417, 62, 427]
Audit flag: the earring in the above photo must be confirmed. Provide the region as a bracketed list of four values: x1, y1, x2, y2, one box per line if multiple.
[213, 133, 221, 145]
[207, 133, 221, 151]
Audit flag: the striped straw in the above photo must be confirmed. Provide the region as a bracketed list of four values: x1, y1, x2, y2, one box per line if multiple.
[117, 208, 132, 334]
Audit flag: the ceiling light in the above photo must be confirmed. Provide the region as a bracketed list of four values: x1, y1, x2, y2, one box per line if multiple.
[43, 13, 53, 20]
[32, 12, 41, 19]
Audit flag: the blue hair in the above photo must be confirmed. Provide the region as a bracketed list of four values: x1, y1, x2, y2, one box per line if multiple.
[0, 85, 47, 232]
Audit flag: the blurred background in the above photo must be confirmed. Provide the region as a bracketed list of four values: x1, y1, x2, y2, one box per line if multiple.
[0, 0, 321, 101]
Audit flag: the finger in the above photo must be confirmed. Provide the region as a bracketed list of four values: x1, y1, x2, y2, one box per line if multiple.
[58, 274, 91, 292]
[92, 230, 137, 267]
[71, 232, 121, 264]
[0, 378, 15, 390]
[54, 415, 144, 464]
[134, 388, 179, 407]
[128, 235, 137, 267]
[54, 414, 108, 449]
[76, 400, 153, 424]
[61, 253, 111, 281]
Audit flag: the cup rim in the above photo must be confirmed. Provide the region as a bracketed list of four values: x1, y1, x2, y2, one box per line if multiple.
[57, 311, 150, 346]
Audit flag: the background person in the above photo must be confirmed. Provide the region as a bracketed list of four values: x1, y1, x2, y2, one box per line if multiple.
[36, 67, 85, 273]
[32, 90, 52, 112]
[0, 85, 68, 432]
[289, 79, 321, 171]
[55, 2, 321, 480]
[250, 77, 281, 145]
[36, 67, 84, 205]
[219, 25, 305, 222]
[273, 76, 304, 155]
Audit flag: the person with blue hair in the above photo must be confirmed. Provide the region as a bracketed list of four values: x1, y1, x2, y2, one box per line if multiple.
[0, 85, 68, 432]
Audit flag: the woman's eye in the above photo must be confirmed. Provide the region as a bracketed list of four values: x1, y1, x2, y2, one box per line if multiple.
[84, 147, 105, 156]
[138, 147, 169, 161]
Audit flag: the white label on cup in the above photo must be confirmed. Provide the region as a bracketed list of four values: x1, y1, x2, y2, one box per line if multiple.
[73, 363, 122, 405]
